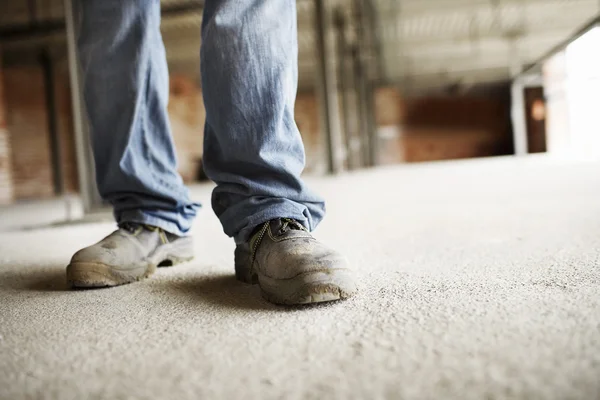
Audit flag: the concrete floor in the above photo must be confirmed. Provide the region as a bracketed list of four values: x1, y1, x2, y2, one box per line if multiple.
[1, 156, 599, 400]
[0, 195, 85, 232]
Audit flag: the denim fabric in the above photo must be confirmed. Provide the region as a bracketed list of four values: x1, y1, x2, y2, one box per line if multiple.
[76, 0, 325, 243]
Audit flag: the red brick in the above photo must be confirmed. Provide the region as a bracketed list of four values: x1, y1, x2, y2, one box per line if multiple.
[3, 66, 54, 200]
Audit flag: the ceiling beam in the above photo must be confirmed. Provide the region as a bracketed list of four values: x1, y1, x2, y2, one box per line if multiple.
[0, 0, 204, 42]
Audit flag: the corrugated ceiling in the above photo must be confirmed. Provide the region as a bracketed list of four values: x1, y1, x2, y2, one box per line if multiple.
[1, 0, 598, 91]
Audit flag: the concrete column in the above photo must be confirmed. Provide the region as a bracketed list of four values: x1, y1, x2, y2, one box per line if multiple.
[0, 52, 15, 205]
[314, 0, 344, 174]
[334, 9, 354, 170]
[40, 50, 64, 196]
[361, 0, 379, 167]
[510, 77, 528, 156]
[352, 0, 378, 167]
[365, 81, 378, 166]
[64, 0, 102, 212]
[509, 38, 528, 156]
[353, 48, 370, 167]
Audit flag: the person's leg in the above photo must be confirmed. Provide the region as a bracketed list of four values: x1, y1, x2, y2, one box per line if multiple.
[77, 0, 199, 235]
[67, 0, 199, 287]
[200, 0, 324, 244]
[201, 0, 357, 304]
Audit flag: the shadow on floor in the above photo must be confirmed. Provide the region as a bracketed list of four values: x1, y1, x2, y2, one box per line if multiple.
[153, 271, 343, 312]
[154, 272, 279, 312]
[0, 264, 70, 292]
[27, 269, 71, 291]
[0, 263, 278, 310]
[2, 264, 346, 311]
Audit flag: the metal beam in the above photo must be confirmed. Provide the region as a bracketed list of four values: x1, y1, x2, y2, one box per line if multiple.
[353, 0, 378, 167]
[334, 8, 355, 170]
[0, 1, 205, 43]
[514, 14, 600, 78]
[40, 49, 64, 196]
[352, 46, 370, 168]
[510, 78, 528, 156]
[364, 0, 386, 81]
[314, 0, 342, 174]
[64, 0, 98, 212]
[372, 0, 597, 18]
[0, 21, 64, 42]
[365, 82, 378, 167]
[510, 38, 528, 156]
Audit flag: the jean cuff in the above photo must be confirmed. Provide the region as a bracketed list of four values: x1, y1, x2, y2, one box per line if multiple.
[231, 204, 313, 245]
[116, 209, 195, 237]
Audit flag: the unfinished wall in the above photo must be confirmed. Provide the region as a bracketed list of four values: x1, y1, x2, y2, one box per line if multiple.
[0, 65, 512, 203]
[0, 57, 14, 205]
[400, 95, 512, 162]
[2, 64, 79, 200]
[2, 69, 208, 201]
[295, 86, 512, 167]
[3, 66, 54, 199]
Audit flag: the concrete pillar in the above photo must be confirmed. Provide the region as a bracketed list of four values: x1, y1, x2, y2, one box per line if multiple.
[353, 47, 370, 167]
[352, 0, 378, 167]
[334, 9, 354, 170]
[563, 28, 600, 160]
[361, 1, 379, 167]
[542, 52, 572, 157]
[314, 0, 344, 174]
[0, 53, 15, 205]
[64, 0, 102, 212]
[509, 37, 528, 156]
[365, 81, 378, 166]
[40, 50, 64, 196]
[510, 77, 528, 155]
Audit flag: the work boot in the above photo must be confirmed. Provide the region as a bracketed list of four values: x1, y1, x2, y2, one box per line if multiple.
[67, 222, 194, 288]
[235, 218, 357, 305]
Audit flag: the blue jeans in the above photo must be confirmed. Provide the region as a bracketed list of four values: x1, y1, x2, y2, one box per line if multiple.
[76, 0, 325, 243]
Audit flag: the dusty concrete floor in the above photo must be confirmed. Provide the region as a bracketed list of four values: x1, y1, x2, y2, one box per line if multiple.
[1, 156, 599, 400]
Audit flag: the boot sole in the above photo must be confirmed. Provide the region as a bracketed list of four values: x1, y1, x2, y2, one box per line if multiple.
[236, 263, 357, 305]
[67, 239, 194, 288]
[260, 270, 357, 305]
[67, 255, 194, 288]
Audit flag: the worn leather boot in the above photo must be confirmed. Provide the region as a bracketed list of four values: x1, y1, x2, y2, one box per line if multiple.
[67, 223, 194, 288]
[235, 218, 357, 305]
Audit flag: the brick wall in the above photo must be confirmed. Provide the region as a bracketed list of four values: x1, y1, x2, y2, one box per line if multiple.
[3, 66, 54, 199]
[294, 86, 512, 167]
[2, 70, 209, 201]
[1, 64, 79, 200]
[0, 65, 512, 203]
[0, 58, 14, 205]
[399, 95, 512, 162]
